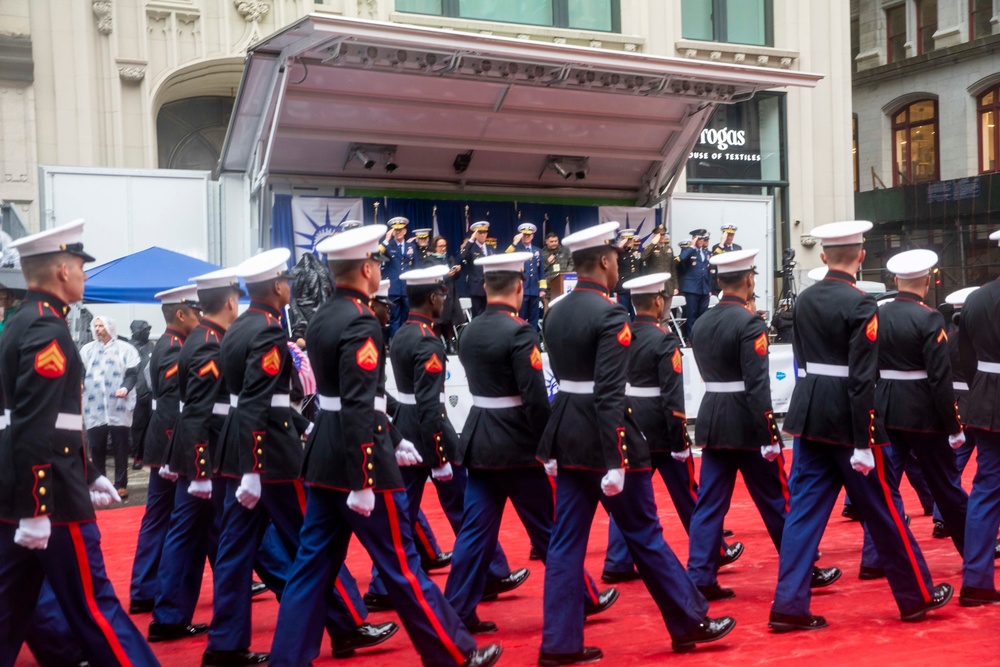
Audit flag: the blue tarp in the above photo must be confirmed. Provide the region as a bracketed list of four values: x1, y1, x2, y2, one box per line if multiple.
[84, 247, 222, 304]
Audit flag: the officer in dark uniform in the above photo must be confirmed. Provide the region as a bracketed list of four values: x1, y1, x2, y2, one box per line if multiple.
[460, 221, 494, 317]
[0, 219, 160, 666]
[688, 250, 840, 599]
[444, 253, 616, 633]
[380, 216, 417, 338]
[269, 225, 501, 667]
[537, 222, 735, 665]
[414, 228, 433, 264]
[614, 229, 641, 317]
[206, 249, 396, 666]
[708, 224, 743, 294]
[958, 228, 1000, 606]
[128, 284, 202, 614]
[506, 222, 544, 331]
[640, 226, 678, 295]
[772, 220, 953, 631]
[678, 229, 712, 339]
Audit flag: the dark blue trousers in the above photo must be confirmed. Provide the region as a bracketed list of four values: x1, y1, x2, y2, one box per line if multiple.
[25, 579, 87, 666]
[687, 449, 789, 587]
[269, 488, 477, 667]
[963, 428, 1000, 590]
[0, 521, 160, 666]
[520, 294, 541, 331]
[129, 469, 176, 604]
[542, 469, 707, 654]
[773, 439, 934, 617]
[444, 468, 600, 625]
[414, 508, 443, 559]
[682, 292, 710, 338]
[933, 431, 975, 522]
[389, 296, 409, 339]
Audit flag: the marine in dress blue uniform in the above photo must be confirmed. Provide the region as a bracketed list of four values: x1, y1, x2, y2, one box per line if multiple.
[772, 220, 953, 631]
[128, 284, 202, 614]
[677, 229, 712, 338]
[536, 222, 735, 665]
[380, 217, 417, 339]
[268, 226, 501, 667]
[460, 221, 494, 318]
[0, 220, 160, 666]
[505, 222, 544, 331]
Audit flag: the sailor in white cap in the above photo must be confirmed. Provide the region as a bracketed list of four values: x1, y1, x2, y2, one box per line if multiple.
[537, 222, 734, 663]
[380, 216, 416, 338]
[0, 219, 161, 664]
[128, 283, 203, 613]
[504, 222, 545, 330]
[270, 226, 500, 667]
[460, 220, 494, 317]
[771, 221, 953, 631]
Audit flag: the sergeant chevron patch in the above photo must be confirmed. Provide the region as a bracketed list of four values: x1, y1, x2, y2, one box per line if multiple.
[356, 338, 379, 371]
[262, 346, 281, 376]
[617, 323, 632, 346]
[425, 353, 444, 374]
[865, 315, 878, 342]
[34, 340, 66, 378]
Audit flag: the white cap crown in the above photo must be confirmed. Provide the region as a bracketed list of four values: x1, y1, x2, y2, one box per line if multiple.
[476, 252, 532, 272]
[154, 284, 200, 304]
[563, 221, 620, 253]
[190, 267, 240, 290]
[400, 264, 450, 285]
[317, 224, 387, 260]
[710, 248, 759, 274]
[811, 220, 873, 246]
[236, 248, 291, 285]
[623, 272, 672, 294]
[945, 286, 978, 307]
[886, 249, 938, 280]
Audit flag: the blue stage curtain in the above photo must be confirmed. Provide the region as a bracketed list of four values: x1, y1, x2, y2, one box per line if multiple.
[271, 194, 295, 268]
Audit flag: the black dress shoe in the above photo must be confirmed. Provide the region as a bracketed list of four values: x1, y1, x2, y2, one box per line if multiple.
[332, 621, 399, 658]
[841, 504, 860, 521]
[363, 592, 394, 612]
[768, 611, 827, 633]
[466, 620, 498, 634]
[584, 588, 619, 617]
[671, 616, 736, 653]
[600, 569, 640, 584]
[810, 566, 841, 588]
[201, 649, 269, 666]
[132, 460, 144, 470]
[718, 541, 744, 567]
[932, 520, 949, 539]
[250, 581, 269, 598]
[900, 583, 953, 622]
[698, 583, 735, 601]
[959, 586, 1000, 607]
[538, 646, 602, 666]
[904, 514, 911, 527]
[722, 529, 734, 537]
[858, 566, 886, 580]
[464, 643, 503, 667]
[129, 599, 154, 614]
[481, 567, 529, 601]
[148, 622, 209, 642]
[422, 551, 454, 572]
[529, 545, 542, 561]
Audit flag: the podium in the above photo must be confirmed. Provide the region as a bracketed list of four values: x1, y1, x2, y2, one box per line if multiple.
[546, 272, 578, 298]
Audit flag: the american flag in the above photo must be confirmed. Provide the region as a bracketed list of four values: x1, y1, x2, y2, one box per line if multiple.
[286, 342, 316, 396]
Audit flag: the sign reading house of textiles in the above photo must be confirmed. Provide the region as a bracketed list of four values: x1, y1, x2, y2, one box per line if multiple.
[291, 196, 363, 260]
[685, 93, 784, 182]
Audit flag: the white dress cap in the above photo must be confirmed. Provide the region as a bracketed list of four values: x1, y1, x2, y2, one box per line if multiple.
[317, 224, 388, 260]
[811, 220, 873, 246]
[886, 248, 938, 280]
[236, 248, 291, 285]
[622, 272, 672, 294]
[945, 286, 978, 308]
[518, 222, 537, 234]
[806, 266, 828, 282]
[190, 267, 241, 291]
[10, 218, 95, 262]
[709, 248, 759, 274]
[388, 216, 409, 229]
[470, 220, 490, 232]
[400, 264, 450, 285]
[990, 230, 1000, 245]
[375, 279, 390, 299]
[154, 284, 200, 305]
[340, 220, 363, 232]
[413, 228, 432, 238]
[475, 252, 533, 273]
[617, 228, 636, 239]
[562, 221, 620, 254]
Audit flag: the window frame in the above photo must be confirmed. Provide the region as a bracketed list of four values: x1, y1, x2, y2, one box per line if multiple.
[917, 0, 937, 55]
[396, 0, 622, 33]
[853, 114, 860, 192]
[886, 4, 907, 63]
[970, 0, 993, 40]
[890, 99, 940, 186]
[681, 0, 774, 47]
[977, 86, 1000, 174]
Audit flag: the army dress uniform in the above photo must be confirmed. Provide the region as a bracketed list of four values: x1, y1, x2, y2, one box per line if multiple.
[641, 238, 678, 295]
[460, 221, 494, 317]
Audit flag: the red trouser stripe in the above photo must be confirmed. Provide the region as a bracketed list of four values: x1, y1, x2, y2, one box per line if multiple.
[776, 455, 791, 513]
[334, 577, 364, 626]
[685, 456, 698, 502]
[414, 521, 436, 557]
[385, 492, 466, 665]
[293, 480, 307, 514]
[872, 447, 931, 602]
[68, 524, 133, 667]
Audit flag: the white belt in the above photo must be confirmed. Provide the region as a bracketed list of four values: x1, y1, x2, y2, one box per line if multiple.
[797, 368, 806, 378]
[318, 395, 342, 411]
[151, 399, 157, 411]
[212, 403, 230, 416]
[704, 381, 746, 393]
[0, 409, 9, 429]
[625, 384, 660, 398]
[954, 381, 969, 391]
[228, 394, 291, 408]
[397, 392, 447, 405]
[979, 361, 1000, 374]
[55, 413, 83, 431]
[375, 395, 387, 414]
[805, 362, 850, 378]
[880, 369, 928, 380]
[559, 380, 595, 394]
[472, 395, 522, 409]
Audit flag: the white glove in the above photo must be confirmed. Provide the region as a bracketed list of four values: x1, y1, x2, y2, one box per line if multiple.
[948, 431, 966, 449]
[89, 475, 121, 508]
[235, 473, 262, 510]
[671, 448, 691, 462]
[158, 465, 179, 481]
[347, 488, 376, 517]
[188, 479, 213, 499]
[850, 448, 875, 476]
[601, 468, 625, 497]
[431, 462, 454, 481]
[15, 516, 51, 550]
[543, 459, 558, 477]
[395, 439, 423, 467]
[761, 443, 782, 461]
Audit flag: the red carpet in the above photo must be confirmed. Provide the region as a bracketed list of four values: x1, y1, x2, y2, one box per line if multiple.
[17, 453, 1000, 667]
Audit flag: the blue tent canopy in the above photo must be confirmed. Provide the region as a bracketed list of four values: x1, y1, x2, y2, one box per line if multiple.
[84, 247, 222, 304]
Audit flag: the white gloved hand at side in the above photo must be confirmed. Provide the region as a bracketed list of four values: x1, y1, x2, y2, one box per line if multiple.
[431, 462, 453, 481]
[188, 479, 213, 499]
[601, 468, 625, 497]
[761, 443, 782, 461]
[235, 473, 262, 509]
[89, 475, 121, 508]
[158, 465, 179, 481]
[671, 448, 691, 462]
[543, 459, 558, 477]
[395, 439, 423, 467]
[850, 448, 875, 475]
[948, 431, 966, 449]
[347, 489, 376, 517]
[15, 516, 51, 550]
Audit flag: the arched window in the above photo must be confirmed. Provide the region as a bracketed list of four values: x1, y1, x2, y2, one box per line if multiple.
[157, 96, 234, 171]
[978, 85, 999, 173]
[891, 99, 939, 185]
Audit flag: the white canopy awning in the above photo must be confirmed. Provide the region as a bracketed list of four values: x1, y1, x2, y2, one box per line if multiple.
[220, 15, 822, 205]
